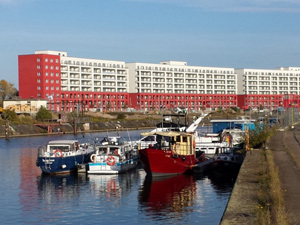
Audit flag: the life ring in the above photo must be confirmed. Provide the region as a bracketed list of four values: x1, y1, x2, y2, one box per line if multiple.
[106, 156, 116, 166]
[54, 149, 63, 157]
[90, 154, 97, 163]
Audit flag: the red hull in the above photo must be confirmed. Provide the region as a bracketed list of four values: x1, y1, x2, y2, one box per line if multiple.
[139, 148, 200, 176]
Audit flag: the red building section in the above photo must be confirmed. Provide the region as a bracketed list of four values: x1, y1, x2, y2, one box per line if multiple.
[128, 93, 237, 111]
[59, 91, 129, 112]
[19, 54, 61, 111]
[237, 94, 284, 110]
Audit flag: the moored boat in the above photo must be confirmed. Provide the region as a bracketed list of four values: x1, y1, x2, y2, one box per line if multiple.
[36, 140, 96, 175]
[211, 147, 244, 171]
[138, 131, 205, 176]
[88, 136, 139, 174]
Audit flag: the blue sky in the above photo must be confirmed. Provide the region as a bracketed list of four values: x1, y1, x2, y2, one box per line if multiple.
[1, 0, 300, 87]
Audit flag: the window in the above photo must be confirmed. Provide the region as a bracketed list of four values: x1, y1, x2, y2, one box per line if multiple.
[56, 66, 59, 70]
[46, 79, 49, 83]
[46, 86, 49, 90]
[37, 58, 41, 62]
[37, 79, 41, 83]
[51, 79, 54, 83]
[45, 65, 48, 69]
[56, 80, 59, 84]
[37, 65, 41, 69]
[45, 72, 48, 76]
[51, 72, 54, 76]
[50, 66, 54, 70]
[37, 72, 41, 76]
[37, 93, 41, 98]
[50, 59, 53, 63]
[45, 58, 48, 62]
[55, 59, 59, 63]
[37, 86, 41, 90]
[56, 73, 59, 77]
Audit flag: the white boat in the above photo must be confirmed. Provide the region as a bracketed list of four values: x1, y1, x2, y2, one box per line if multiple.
[88, 137, 139, 174]
[132, 113, 207, 149]
[221, 128, 245, 147]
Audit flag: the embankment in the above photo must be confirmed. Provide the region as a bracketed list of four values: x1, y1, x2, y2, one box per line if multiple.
[0, 119, 159, 138]
[220, 149, 260, 225]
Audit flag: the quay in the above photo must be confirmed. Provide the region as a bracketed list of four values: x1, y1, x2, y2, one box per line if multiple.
[221, 124, 300, 225]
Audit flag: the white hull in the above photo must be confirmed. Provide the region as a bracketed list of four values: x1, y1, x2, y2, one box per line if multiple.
[88, 159, 138, 174]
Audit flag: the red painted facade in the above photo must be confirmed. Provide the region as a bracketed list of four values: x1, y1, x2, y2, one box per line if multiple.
[59, 91, 129, 112]
[19, 54, 61, 109]
[237, 94, 284, 110]
[129, 93, 237, 111]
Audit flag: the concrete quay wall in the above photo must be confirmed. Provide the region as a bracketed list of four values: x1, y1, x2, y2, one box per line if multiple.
[220, 150, 260, 225]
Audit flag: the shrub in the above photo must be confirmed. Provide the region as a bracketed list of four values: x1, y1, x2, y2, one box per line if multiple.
[36, 106, 52, 121]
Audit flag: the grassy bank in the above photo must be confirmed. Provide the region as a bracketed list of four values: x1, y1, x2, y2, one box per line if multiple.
[257, 149, 288, 225]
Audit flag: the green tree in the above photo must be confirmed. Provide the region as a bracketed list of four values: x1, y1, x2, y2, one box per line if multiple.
[36, 106, 52, 121]
[2, 109, 18, 121]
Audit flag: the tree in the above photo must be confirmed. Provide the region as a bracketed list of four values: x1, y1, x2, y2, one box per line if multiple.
[36, 106, 52, 121]
[2, 109, 18, 122]
[0, 80, 17, 100]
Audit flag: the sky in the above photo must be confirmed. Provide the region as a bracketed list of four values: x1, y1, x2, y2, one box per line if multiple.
[0, 0, 300, 87]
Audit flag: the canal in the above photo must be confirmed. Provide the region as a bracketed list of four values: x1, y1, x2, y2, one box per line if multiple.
[0, 129, 236, 224]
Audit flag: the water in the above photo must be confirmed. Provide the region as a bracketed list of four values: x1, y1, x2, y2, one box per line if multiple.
[0, 128, 236, 225]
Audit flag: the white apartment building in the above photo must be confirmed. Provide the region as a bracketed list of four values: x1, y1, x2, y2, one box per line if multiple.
[235, 67, 300, 95]
[35, 50, 129, 93]
[126, 61, 237, 95]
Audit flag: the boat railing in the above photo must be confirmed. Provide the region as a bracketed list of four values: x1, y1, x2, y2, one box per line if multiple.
[37, 146, 46, 157]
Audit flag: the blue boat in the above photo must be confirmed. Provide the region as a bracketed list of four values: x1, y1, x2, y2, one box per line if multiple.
[36, 140, 96, 174]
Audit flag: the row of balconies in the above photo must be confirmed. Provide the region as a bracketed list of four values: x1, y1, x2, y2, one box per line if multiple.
[138, 67, 234, 74]
[138, 73, 236, 80]
[62, 61, 125, 69]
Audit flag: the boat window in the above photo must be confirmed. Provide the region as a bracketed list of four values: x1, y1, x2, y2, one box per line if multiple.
[99, 147, 107, 154]
[144, 136, 155, 141]
[50, 146, 70, 152]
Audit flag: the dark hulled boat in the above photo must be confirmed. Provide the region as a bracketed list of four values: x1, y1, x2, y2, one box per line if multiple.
[36, 140, 95, 174]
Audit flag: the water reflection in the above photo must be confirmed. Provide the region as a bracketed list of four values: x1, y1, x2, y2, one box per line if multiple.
[37, 173, 87, 202]
[208, 170, 239, 194]
[88, 169, 140, 201]
[138, 174, 196, 222]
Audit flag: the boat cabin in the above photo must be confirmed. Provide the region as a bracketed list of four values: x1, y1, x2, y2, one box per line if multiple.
[141, 131, 195, 156]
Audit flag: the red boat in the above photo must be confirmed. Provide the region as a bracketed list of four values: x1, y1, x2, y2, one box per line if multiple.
[139, 131, 205, 176]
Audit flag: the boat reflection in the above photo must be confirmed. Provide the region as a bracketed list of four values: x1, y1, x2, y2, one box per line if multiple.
[138, 174, 196, 220]
[37, 173, 88, 202]
[88, 169, 139, 200]
[207, 169, 239, 194]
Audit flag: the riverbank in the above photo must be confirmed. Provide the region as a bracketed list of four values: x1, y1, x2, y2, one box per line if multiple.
[0, 119, 160, 139]
[220, 149, 260, 225]
[221, 124, 300, 225]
